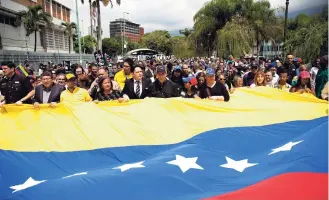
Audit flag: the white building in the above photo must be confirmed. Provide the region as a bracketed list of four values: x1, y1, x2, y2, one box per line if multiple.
[0, 0, 74, 53]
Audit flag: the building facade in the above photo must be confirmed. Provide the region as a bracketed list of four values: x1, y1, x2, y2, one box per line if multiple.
[109, 18, 144, 43]
[0, 0, 74, 53]
[260, 41, 284, 59]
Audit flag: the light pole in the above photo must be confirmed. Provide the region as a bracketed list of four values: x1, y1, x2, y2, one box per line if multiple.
[283, 0, 289, 57]
[75, 0, 82, 63]
[81, 20, 85, 54]
[122, 12, 129, 56]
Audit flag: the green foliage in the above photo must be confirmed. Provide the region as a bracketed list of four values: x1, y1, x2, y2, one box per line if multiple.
[102, 37, 145, 56]
[102, 37, 121, 55]
[217, 15, 255, 58]
[179, 28, 193, 37]
[192, 0, 283, 57]
[17, 5, 52, 51]
[285, 8, 328, 63]
[171, 36, 196, 58]
[17, 5, 52, 36]
[140, 30, 173, 55]
[127, 42, 144, 52]
[74, 35, 97, 54]
[61, 22, 76, 53]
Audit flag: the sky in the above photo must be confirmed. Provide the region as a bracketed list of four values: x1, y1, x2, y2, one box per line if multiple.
[70, 0, 328, 38]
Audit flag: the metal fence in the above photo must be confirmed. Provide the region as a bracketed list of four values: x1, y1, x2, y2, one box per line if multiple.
[0, 50, 95, 70]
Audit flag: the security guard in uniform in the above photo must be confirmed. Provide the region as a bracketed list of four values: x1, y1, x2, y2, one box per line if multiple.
[0, 61, 34, 106]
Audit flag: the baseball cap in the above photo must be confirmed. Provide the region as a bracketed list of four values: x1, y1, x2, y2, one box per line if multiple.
[173, 66, 182, 71]
[66, 73, 76, 80]
[206, 68, 215, 76]
[300, 71, 310, 79]
[182, 76, 198, 86]
[156, 65, 166, 74]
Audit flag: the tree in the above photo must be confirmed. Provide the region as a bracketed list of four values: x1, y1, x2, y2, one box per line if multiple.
[192, 0, 283, 58]
[217, 15, 255, 58]
[179, 28, 193, 37]
[102, 37, 121, 56]
[126, 42, 144, 52]
[193, 0, 242, 57]
[61, 22, 76, 53]
[285, 8, 328, 63]
[17, 5, 52, 52]
[83, 0, 121, 51]
[241, 0, 284, 58]
[75, 35, 97, 54]
[140, 30, 173, 55]
[171, 36, 196, 58]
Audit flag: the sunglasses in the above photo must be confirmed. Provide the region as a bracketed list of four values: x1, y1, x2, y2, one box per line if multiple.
[220, 78, 226, 81]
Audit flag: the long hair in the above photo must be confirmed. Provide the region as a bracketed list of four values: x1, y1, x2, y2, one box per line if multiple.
[295, 76, 312, 90]
[98, 77, 112, 92]
[253, 71, 266, 86]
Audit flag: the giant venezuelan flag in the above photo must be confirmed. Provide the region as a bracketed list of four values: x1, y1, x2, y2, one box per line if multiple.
[0, 87, 327, 200]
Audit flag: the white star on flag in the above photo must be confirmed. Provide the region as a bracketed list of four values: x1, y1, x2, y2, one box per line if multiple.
[10, 177, 46, 193]
[167, 155, 204, 173]
[220, 156, 258, 173]
[62, 172, 88, 179]
[112, 161, 145, 172]
[269, 140, 304, 155]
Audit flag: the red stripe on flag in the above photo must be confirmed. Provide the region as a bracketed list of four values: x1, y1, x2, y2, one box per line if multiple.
[205, 172, 328, 200]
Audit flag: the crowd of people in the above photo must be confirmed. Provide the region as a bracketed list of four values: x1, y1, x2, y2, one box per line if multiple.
[0, 53, 328, 108]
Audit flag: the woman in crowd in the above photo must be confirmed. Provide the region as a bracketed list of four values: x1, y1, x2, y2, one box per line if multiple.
[290, 71, 315, 95]
[180, 76, 199, 98]
[233, 76, 243, 88]
[218, 73, 234, 93]
[250, 71, 266, 87]
[93, 77, 122, 102]
[196, 72, 206, 88]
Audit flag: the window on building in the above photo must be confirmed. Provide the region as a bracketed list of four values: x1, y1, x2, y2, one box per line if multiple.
[0, 14, 17, 27]
[46, 0, 51, 14]
[66, 8, 70, 22]
[52, 2, 57, 18]
[0, 15, 4, 24]
[62, 7, 66, 22]
[57, 3, 61, 20]
[45, 28, 54, 49]
[54, 30, 64, 50]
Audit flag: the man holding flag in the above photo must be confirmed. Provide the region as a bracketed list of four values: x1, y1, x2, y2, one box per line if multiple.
[0, 61, 34, 106]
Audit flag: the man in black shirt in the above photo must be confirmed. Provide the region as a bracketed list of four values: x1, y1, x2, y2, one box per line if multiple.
[284, 53, 297, 84]
[0, 61, 34, 106]
[199, 68, 230, 102]
[146, 65, 180, 98]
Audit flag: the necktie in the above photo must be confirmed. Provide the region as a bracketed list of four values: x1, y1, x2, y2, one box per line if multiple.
[136, 81, 141, 97]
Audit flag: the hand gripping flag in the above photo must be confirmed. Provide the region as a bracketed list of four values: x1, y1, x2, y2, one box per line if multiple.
[0, 87, 327, 200]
